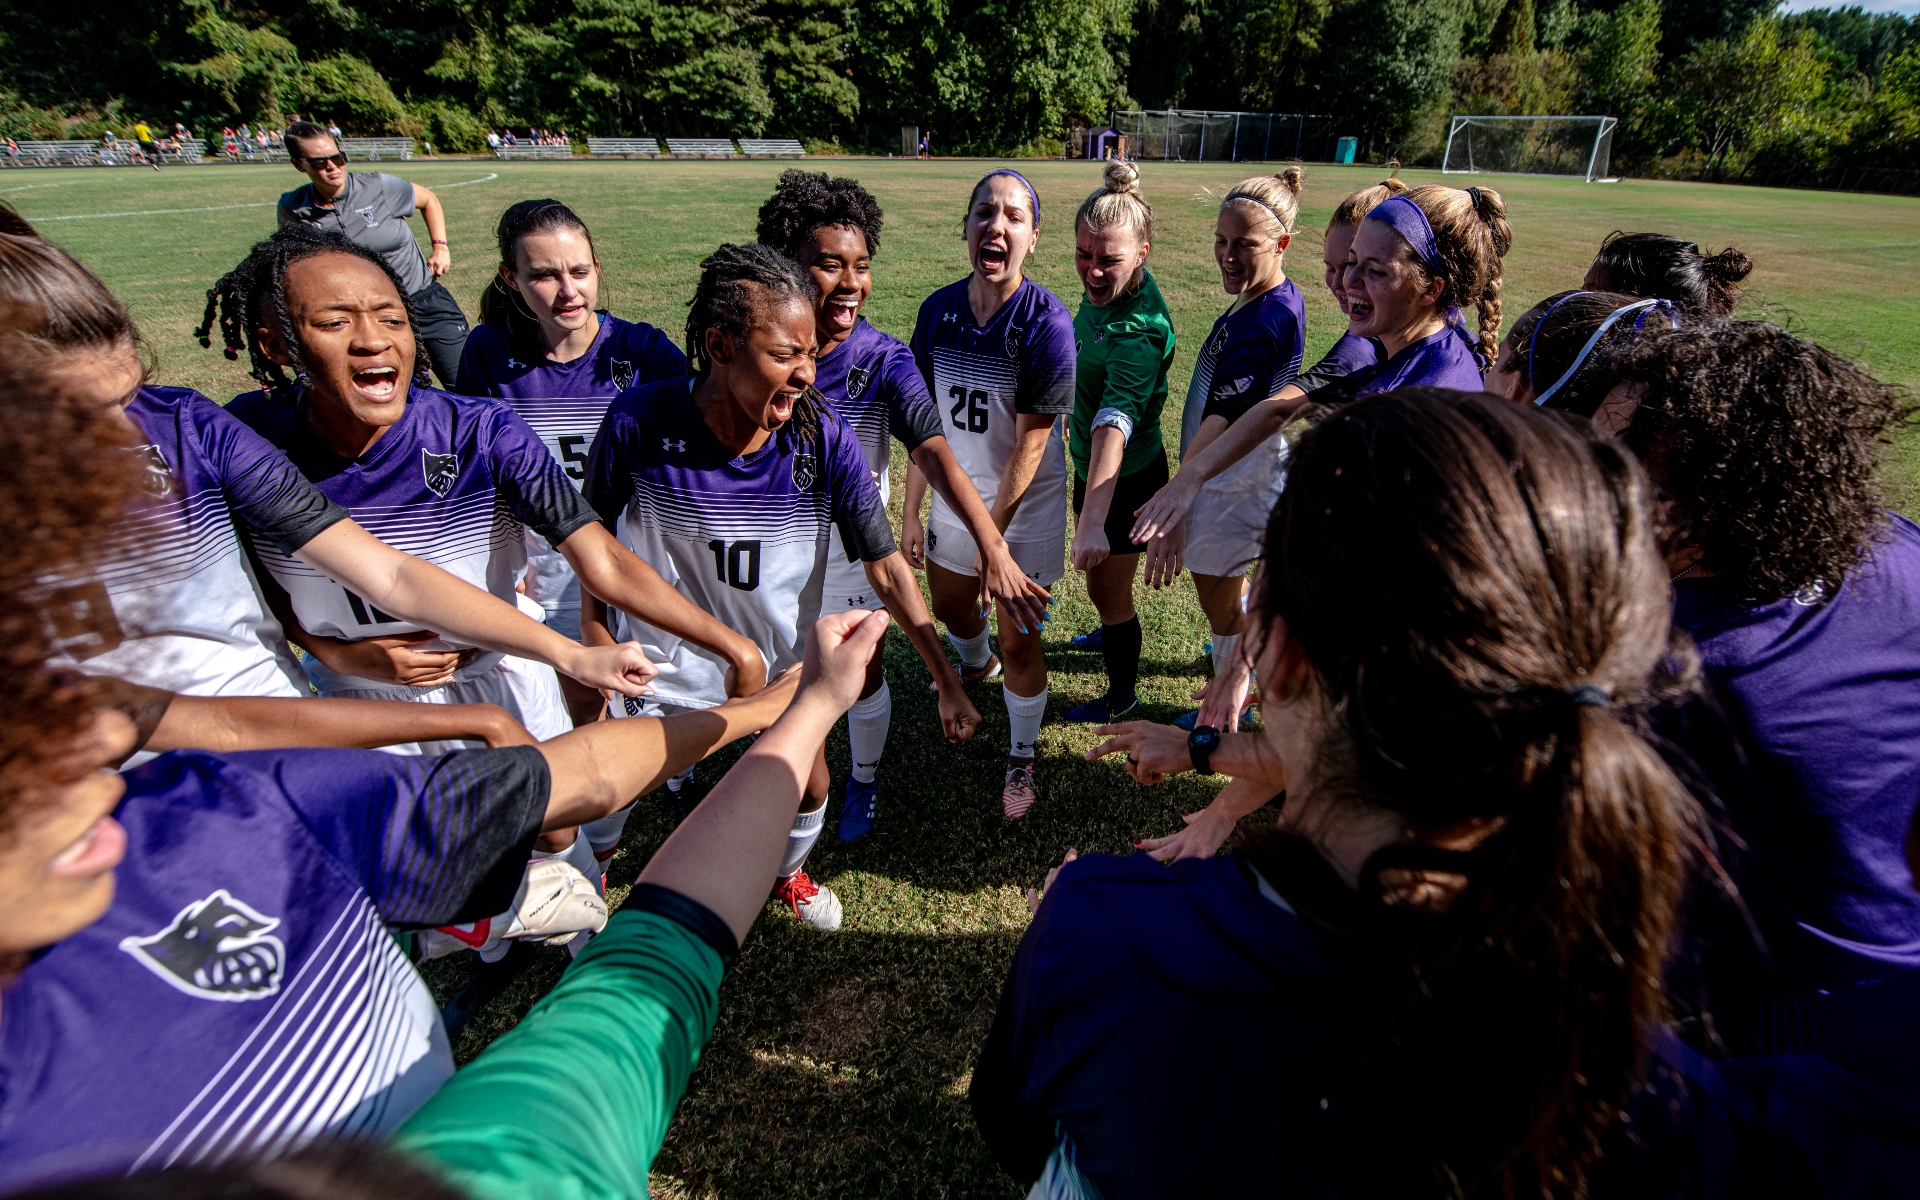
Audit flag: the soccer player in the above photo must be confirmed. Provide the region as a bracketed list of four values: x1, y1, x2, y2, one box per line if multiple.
[1584, 231, 1752, 319]
[457, 198, 687, 729]
[277, 120, 469, 387]
[1064, 158, 1174, 726]
[1487, 289, 1681, 416]
[903, 169, 1076, 820]
[585, 244, 979, 930]
[755, 169, 1046, 840]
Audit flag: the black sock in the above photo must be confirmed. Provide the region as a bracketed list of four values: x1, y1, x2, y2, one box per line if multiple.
[1101, 616, 1142, 701]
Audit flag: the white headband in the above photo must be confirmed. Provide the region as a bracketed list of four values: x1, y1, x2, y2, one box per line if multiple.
[1533, 298, 1673, 407]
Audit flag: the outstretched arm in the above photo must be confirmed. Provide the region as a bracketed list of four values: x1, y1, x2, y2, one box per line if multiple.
[147, 693, 536, 753]
[864, 552, 980, 742]
[902, 462, 930, 569]
[1129, 387, 1307, 545]
[995, 415, 1057, 533]
[909, 435, 1049, 630]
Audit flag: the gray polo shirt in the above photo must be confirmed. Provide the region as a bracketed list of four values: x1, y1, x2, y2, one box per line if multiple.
[277, 172, 431, 296]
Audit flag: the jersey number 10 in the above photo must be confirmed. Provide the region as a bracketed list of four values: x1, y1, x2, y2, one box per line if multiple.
[948, 386, 991, 434]
[706, 539, 761, 591]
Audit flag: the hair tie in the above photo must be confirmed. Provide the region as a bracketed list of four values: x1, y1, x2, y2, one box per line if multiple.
[1567, 684, 1610, 709]
[1533, 298, 1664, 407]
[1466, 186, 1483, 209]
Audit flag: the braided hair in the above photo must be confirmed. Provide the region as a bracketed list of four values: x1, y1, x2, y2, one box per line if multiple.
[684, 243, 826, 450]
[196, 223, 418, 396]
[754, 170, 884, 259]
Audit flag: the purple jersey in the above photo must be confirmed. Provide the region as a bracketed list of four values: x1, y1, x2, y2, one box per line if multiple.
[1674, 513, 1920, 986]
[62, 387, 346, 699]
[456, 314, 686, 619]
[1353, 322, 1484, 396]
[584, 378, 894, 708]
[909, 277, 1075, 545]
[0, 746, 550, 1190]
[1178, 280, 1307, 454]
[227, 385, 596, 689]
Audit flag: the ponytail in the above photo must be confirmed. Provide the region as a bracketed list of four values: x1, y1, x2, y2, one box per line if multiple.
[1400, 185, 1511, 369]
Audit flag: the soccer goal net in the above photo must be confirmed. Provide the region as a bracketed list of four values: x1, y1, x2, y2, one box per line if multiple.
[1442, 115, 1619, 182]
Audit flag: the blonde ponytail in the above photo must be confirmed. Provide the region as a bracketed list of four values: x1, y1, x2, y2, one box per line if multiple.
[1076, 158, 1153, 243]
[1216, 165, 1304, 242]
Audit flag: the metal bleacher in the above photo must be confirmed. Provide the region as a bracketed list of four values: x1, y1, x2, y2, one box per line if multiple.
[4, 138, 207, 167]
[495, 144, 573, 160]
[339, 137, 415, 161]
[737, 139, 805, 159]
[586, 137, 664, 159]
[665, 138, 738, 159]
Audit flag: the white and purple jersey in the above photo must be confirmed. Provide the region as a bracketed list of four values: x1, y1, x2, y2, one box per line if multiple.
[813, 317, 942, 603]
[59, 387, 347, 699]
[909, 277, 1075, 546]
[227, 386, 598, 690]
[456, 314, 686, 620]
[1353, 321, 1484, 397]
[584, 377, 894, 709]
[0, 745, 551, 1190]
[1178, 280, 1307, 454]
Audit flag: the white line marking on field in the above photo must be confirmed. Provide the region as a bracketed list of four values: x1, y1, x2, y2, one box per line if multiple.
[0, 182, 68, 195]
[30, 173, 499, 221]
[1867, 240, 1920, 248]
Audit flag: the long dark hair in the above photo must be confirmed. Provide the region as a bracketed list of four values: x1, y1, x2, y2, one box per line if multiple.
[1505, 289, 1681, 417]
[1248, 388, 1700, 1198]
[1589, 232, 1751, 319]
[684, 243, 825, 450]
[196, 224, 418, 395]
[479, 198, 599, 357]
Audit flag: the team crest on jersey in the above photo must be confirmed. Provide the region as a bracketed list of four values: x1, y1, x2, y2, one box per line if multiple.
[1005, 322, 1026, 358]
[129, 444, 175, 499]
[422, 450, 460, 497]
[611, 359, 636, 391]
[119, 889, 286, 1002]
[792, 452, 818, 492]
[846, 362, 873, 399]
[355, 206, 378, 227]
[1208, 328, 1230, 359]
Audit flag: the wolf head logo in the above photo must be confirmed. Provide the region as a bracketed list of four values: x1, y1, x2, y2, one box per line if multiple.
[422, 450, 460, 497]
[792, 452, 817, 493]
[120, 889, 285, 1001]
[1005, 322, 1026, 358]
[1208, 328, 1230, 359]
[611, 359, 636, 391]
[130, 444, 175, 500]
[355, 206, 378, 228]
[845, 362, 873, 400]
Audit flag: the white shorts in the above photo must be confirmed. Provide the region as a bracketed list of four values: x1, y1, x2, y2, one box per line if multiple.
[315, 655, 574, 755]
[924, 518, 1065, 588]
[821, 556, 881, 614]
[1183, 429, 1287, 579]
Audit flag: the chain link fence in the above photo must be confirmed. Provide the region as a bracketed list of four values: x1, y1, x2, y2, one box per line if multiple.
[1109, 110, 1340, 163]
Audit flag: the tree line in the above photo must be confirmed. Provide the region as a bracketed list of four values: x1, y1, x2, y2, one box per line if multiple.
[1, 0, 1914, 181]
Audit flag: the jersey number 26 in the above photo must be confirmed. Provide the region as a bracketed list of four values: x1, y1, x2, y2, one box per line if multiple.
[948, 386, 990, 434]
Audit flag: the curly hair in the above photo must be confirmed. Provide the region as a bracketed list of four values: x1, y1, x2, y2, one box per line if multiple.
[197, 224, 419, 395]
[755, 169, 883, 259]
[685, 243, 826, 448]
[1590, 232, 1751, 319]
[1613, 322, 1917, 603]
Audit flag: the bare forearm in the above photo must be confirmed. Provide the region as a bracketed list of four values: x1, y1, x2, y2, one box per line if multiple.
[382, 555, 579, 664]
[1212, 730, 1287, 788]
[994, 419, 1055, 531]
[1207, 774, 1284, 824]
[415, 186, 448, 244]
[149, 696, 524, 753]
[1183, 390, 1305, 487]
[904, 462, 930, 524]
[566, 526, 753, 664]
[867, 555, 960, 687]
[1078, 425, 1127, 527]
[911, 439, 1004, 552]
[538, 692, 782, 828]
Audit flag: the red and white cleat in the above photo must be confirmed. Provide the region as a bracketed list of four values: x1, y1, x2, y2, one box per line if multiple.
[1002, 763, 1038, 820]
[772, 870, 843, 932]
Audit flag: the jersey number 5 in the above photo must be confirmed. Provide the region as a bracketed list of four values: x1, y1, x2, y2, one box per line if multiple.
[948, 386, 990, 434]
[557, 435, 590, 482]
[706, 539, 761, 591]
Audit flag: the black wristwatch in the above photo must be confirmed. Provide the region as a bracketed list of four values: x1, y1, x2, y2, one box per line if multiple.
[1187, 724, 1221, 776]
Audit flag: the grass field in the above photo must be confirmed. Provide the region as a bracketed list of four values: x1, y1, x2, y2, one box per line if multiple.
[14, 158, 1920, 1198]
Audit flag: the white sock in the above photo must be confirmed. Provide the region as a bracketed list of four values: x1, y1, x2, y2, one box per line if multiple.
[847, 681, 891, 784]
[1004, 685, 1047, 760]
[665, 767, 694, 792]
[948, 625, 993, 669]
[1210, 632, 1240, 680]
[780, 806, 826, 879]
[583, 805, 633, 858]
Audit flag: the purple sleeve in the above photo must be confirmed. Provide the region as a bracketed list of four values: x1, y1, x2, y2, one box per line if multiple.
[635, 323, 689, 384]
[909, 299, 936, 397]
[1017, 306, 1076, 416]
[489, 405, 598, 545]
[883, 342, 942, 452]
[232, 746, 551, 926]
[584, 394, 640, 529]
[456, 324, 501, 396]
[188, 393, 348, 555]
[1202, 312, 1306, 426]
[822, 416, 896, 562]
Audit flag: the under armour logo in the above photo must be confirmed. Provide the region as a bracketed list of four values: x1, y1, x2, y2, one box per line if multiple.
[506, 357, 527, 370]
[942, 312, 957, 323]
[662, 438, 686, 452]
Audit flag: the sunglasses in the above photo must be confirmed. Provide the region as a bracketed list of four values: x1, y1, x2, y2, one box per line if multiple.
[298, 151, 347, 169]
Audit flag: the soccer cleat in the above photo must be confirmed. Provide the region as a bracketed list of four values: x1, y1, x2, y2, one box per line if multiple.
[1175, 701, 1259, 732]
[415, 858, 607, 961]
[773, 871, 843, 932]
[1070, 627, 1105, 651]
[1064, 692, 1137, 724]
[1002, 763, 1039, 820]
[839, 776, 879, 843]
[666, 771, 710, 823]
[930, 652, 1003, 692]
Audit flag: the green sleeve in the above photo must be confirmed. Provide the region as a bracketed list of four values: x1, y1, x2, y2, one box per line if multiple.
[1097, 322, 1168, 433]
[392, 909, 724, 1200]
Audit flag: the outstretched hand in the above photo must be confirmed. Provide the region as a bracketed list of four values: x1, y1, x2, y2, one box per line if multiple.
[1140, 519, 1188, 590]
[800, 608, 891, 715]
[1129, 474, 1199, 546]
[1134, 808, 1234, 863]
[567, 642, 659, 697]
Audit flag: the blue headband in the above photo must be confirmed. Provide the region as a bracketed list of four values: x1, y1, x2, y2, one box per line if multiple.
[1532, 297, 1678, 407]
[1367, 195, 1441, 275]
[976, 169, 1041, 223]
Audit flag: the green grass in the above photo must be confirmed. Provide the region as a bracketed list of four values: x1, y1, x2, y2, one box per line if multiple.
[17, 158, 1920, 1198]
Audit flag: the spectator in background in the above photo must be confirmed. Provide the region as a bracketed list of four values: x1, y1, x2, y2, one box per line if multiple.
[277, 119, 469, 385]
[486, 129, 501, 153]
[130, 120, 161, 171]
[327, 119, 342, 139]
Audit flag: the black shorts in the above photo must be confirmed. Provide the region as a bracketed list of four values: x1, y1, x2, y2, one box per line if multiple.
[1073, 447, 1170, 555]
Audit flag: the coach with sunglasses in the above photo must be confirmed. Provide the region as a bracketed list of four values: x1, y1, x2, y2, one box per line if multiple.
[276, 120, 469, 385]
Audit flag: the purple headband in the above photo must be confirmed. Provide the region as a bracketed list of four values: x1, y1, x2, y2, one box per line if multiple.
[975, 169, 1041, 223]
[1366, 195, 1441, 276]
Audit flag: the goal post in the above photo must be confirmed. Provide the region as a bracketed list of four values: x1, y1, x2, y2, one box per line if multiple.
[1442, 115, 1620, 183]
